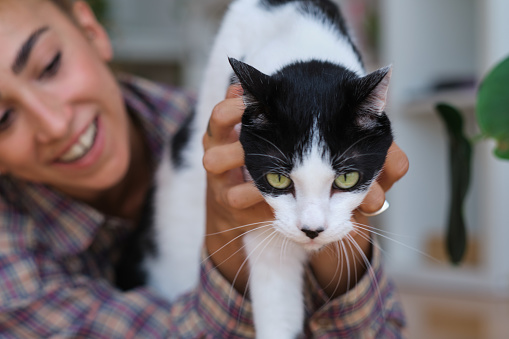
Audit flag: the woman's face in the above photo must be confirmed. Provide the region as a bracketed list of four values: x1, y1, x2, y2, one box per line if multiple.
[0, 0, 131, 199]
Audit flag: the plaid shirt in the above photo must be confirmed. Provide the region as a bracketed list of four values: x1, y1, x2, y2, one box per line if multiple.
[0, 74, 405, 338]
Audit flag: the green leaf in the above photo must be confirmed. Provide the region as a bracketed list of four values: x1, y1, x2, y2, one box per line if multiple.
[87, 0, 108, 24]
[435, 103, 473, 265]
[477, 56, 509, 160]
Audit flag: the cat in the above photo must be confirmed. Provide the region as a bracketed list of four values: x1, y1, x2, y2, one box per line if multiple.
[122, 0, 394, 338]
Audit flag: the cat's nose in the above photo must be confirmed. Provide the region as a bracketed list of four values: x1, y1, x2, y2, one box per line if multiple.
[301, 228, 324, 239]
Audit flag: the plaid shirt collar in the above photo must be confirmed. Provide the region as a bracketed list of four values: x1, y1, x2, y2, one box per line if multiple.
[1, 74, 193, 257]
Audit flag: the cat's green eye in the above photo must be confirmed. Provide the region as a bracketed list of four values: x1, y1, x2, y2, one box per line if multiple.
[266, 173, 292, 189]
[334, 172, 360, 189]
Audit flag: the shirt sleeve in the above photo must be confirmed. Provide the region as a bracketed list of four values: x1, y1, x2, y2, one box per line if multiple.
[303, 243, 407, 338]
[0, 235, 404, 339]
[191, 244, 407, 339]
[0, 247, 256, 339]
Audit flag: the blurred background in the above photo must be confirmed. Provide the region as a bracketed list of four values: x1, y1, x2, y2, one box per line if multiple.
[97, 0, 509, 337]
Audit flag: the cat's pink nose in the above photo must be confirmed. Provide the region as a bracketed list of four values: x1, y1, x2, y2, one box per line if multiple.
[301, 228, 324, 239]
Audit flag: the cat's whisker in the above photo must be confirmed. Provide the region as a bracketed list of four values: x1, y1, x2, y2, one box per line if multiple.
[350, 228, 386, 257]
[340, 239, 352, 297]
[345, 233, 386, 319]
[335, 242, 345, 294]
[323, 242, 337, 259]
[319, 241, 344, 301]
[252, 163, 294, 183]
[243, 129, 290, 162]
[246, 153, 287, 164]
[345, 239, 359, 293]
[202, 223, 274, 267]
[352, 221, 415, 238]
[330, 134, 374, 164]
[353, 222, 440, 264]
[333, 152, 388, 166]
[206, 221, 273, 236]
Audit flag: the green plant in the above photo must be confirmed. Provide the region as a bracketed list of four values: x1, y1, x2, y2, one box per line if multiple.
[436, 55, 509, 265]
[87, 0, 108, 24]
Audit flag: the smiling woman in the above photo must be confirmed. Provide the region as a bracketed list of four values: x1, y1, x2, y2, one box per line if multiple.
[0, 0, 408, 338]
[0, 0, 133, 205]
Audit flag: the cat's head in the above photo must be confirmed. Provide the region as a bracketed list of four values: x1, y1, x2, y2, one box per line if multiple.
[229, 57, 393, 251]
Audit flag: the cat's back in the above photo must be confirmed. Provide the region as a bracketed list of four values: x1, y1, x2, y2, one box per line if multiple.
[218, 0, 363, 75]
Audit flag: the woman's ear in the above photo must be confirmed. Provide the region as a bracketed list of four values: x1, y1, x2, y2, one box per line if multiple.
[72, 1, 113, 61]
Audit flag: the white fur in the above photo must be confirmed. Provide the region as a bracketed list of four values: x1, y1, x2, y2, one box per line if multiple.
[144, 146, 206, 300]
[267, 143, 366, 253]
[147, 0, 368, 337]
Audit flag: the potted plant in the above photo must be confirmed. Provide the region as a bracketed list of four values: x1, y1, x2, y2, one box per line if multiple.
[436, 56, 509, 265]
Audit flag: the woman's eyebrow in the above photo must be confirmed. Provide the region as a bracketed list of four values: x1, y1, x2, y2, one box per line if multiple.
[11, 26, 49, 75]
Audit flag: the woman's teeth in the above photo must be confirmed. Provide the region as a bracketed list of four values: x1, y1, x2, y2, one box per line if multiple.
[58, 121, 97, 163]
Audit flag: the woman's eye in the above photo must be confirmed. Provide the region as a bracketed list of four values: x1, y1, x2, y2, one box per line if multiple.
[266, 173, 292, 190]
[334, 171, 360, 190]
[0, 109, 14, 132]
[39, 52, 61, 79]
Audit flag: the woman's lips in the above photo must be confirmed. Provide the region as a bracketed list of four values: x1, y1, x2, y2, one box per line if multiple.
[52, 116, 105, 170]
[56, 118, 98, 163]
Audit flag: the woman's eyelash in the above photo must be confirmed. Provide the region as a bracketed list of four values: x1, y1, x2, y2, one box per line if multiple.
[0, 53, 62, 133]
[0, 109, 14, 132]
[39, 52, 61, 79]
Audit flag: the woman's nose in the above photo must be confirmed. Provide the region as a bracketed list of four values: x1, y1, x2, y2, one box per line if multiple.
[24, 90, 72, 143]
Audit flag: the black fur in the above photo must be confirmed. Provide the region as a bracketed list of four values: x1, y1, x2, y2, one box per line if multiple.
[229, 58, 393, 197]
[114, 187, 156, 290]
[260, 0, 363, 66]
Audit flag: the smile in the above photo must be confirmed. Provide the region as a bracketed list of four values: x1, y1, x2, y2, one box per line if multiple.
[57, 119, 98, 163]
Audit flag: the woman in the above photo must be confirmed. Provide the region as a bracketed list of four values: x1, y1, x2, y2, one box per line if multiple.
[0, 0, 408, 337]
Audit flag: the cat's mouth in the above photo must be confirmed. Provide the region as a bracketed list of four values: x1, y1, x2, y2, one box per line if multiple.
[292, 234, 333, 252]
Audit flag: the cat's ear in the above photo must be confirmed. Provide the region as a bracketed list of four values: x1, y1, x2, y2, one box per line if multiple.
[357, 65, 392, 115]
[228, 57, 272, 101]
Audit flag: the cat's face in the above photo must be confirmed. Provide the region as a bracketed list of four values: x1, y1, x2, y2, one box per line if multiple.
[231, 58, 393, 251]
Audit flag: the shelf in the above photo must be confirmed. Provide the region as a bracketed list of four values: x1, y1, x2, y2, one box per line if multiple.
[403, 88, 477, 116]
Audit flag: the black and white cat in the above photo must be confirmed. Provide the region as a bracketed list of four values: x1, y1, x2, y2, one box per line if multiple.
[139, 0, 393, 338]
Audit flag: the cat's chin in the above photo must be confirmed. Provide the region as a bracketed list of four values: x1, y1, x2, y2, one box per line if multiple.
[300, 241, 327, 253]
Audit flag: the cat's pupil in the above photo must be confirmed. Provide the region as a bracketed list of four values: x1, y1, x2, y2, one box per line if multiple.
[334, 171, 360, 189]
[266, 173, 292, 189]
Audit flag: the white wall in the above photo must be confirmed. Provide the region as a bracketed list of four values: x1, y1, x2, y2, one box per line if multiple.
[380, 0, 509, 296]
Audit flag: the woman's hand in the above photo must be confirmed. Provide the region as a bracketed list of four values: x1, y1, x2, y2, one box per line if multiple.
[203, 85, 273, 293]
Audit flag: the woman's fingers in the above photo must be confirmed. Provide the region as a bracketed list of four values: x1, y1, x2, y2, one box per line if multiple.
[204, 86, 244, 146]
[378, 142, 409, 192]
[203, 141, 244, 175]
[226, 181, 265, 209]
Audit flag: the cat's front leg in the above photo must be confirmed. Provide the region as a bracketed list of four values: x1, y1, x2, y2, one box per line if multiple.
[243, 229, 307, 339]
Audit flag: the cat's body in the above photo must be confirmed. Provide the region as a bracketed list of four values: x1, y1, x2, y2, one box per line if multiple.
[138, 0, 393, 338]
